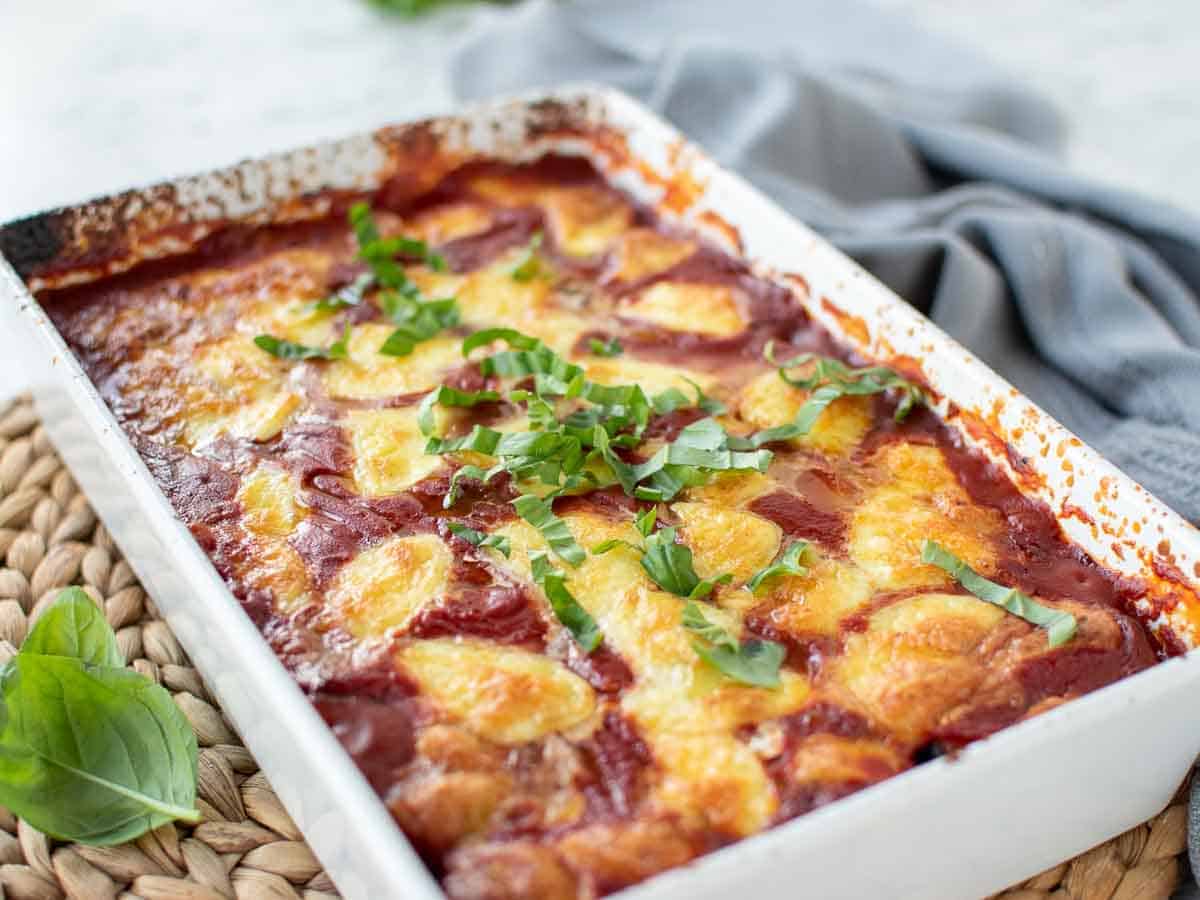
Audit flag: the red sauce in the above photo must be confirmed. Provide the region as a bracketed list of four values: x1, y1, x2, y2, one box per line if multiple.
[748, 490, 846, 552]
[408, 585, 547, 647]
[579, 712, 652, 820]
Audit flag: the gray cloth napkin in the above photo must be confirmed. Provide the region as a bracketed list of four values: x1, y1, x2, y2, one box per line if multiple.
[450, 0, 1200, 884]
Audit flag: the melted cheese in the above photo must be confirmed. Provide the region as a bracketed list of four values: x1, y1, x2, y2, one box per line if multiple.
[185, 336, 301, 446]
[409, 201, 495, 244]
[584, 357, 717, 399]
[609, 228, 695, 282]
[542, 185, 634, 258]
[737, 370, 872, 456]
[653, 734, 776, 836]
[674, 502, 781, 583]
[398, 639, 596, 745]
[238, 464, 304, 537]
[325, 329, 463, 400]
[328, 534, 452, 638]
[347, 407, 444, 496]
[624, 282, 745, 337]
[850, 442, 1005, 591]
[757, 557, 874, 636]
[835, 592, 1005, 742]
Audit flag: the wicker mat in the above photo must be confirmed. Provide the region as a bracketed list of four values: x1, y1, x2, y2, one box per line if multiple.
[0, 393, 1189, 900]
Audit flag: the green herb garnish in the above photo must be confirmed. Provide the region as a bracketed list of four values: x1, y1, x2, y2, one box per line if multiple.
[447, 522, 511, 558]
[588, 337, 623, 358]
[311, 272, 374, 313]
[921, 540, 1077, 647]
[513, 494, 586, 566]
[0, 589, 199, 844]
[686, 617, 787, 688]
[640, 526, 732, 600]
[254, 323, 351, 361]
[511, 231, 547, 283]
[733, 346, 924, 447]
[530, 551, 603, 652]
[745, 541, 811, 594]
[417, 385, 501, 436]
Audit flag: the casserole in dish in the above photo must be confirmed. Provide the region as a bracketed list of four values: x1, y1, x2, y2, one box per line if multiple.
[3, 88, 1200, 900]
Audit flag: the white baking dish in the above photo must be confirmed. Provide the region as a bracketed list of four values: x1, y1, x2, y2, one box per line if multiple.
[2, 86, 1199, 900]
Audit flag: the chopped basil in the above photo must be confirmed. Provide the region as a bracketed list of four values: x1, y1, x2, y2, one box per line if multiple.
[588, 337, 624, 358]
[254, 323, 351, 361]
[447, 522, 511, 558]
[0, 589, 199, 844]
[511, 231, 546, 283]
[735, 346, 925, 447]
[634, 506, 657, 538]
[691, 634, 786, 688]
[530, 551, 603, 652]
[745, 541, 811, 594]
[641, 525, 732, 600]
[417, 385, 501, 436]
[513, 494, 586, 566]
[311, 272, 375, 313]
[681, 599, 785, 688]
[921, 540, 1077, 647]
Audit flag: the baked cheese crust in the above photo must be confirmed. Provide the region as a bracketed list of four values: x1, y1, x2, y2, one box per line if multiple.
[43, 157, 1163, 900]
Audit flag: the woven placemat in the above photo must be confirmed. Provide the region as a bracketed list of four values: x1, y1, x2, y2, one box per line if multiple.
[0, 393, 1188, 900]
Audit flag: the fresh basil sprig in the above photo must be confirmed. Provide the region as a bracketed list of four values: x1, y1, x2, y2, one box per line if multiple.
[253, 323, 351, 361]
[684, 607, 786, 689]
[745, 541, 811, 594]
[640, 526, 733, 601]
[921, 540, 1077, 647]
[0, 589, 199, 845]
[530, 552, 603, 653]
[732, 345, 924, 448]
[447, 522, 511, 558]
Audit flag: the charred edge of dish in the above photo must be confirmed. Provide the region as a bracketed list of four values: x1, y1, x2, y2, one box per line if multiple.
[0, 209, 71, 280]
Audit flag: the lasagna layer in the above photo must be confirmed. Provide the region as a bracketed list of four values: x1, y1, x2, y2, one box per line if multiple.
[42, 156, 1165, 900]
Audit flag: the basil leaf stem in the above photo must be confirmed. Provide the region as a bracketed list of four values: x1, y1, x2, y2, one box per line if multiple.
[530, 552, 603, 652]
[920, 540, 1077, 647]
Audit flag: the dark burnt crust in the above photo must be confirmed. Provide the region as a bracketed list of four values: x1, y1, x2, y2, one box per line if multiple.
[0, 96, 608, 285]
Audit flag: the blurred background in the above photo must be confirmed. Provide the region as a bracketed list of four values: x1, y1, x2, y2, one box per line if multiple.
[1, 0, 1198, 224]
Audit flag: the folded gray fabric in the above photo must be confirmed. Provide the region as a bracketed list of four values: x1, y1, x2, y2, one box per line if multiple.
[452, 0, 1200, 531]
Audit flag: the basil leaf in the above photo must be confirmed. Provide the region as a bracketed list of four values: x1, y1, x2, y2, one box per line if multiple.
[691, 638, 786, 689]
[417, 385, 501, 436]
[650, 387, 691, 416]
[20, 588, 121, 667]
[921, 540, 1077, 647]
[744, 347, 925, 446]
[680, 599, 738, 651]
[447, 522, 511, 558]
[513, 494, 586, 566]
[311, 272, 374, 313]
[444, 463, 504, 509]
[529, 551, 603, 652]
[634, 506, 657, 538]
[378, 294, 460, 358]
[253, 325, 350, 362]
[462, 327, 543, 356]
[745, 541, 811, 594]
[588, 337, 623, 357]
[0, 655, 199, 845]
[640, 526, 730, 599]
[511, 231, 545, 283]
[683, 377, 727, 415]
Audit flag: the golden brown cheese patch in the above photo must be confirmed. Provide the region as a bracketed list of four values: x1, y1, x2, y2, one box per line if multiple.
[835, 592, 1005, 743]
[239, 465, 304, 537]
[757, 557, 875, 637]
[850, 442, 1005, 591]
[673, 502, 781, 583]
[542, 185, 634, 258]
[347, 407, 445, 496]
[325, 330, 463, 400]
[624, 282, 746, 337]
[327, 534, 452, 638]
[737, 370, 872, 456]
[409, 201, 495, 244]
[398, 640, 597, 745]
[608, 228, 695, 282]
[652, 734, 776, 836]
[584, 356, 717, 399]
